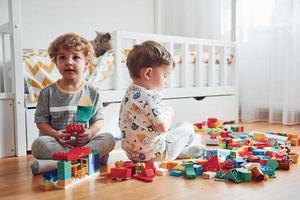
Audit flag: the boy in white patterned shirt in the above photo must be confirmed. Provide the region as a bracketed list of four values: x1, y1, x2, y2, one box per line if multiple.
[119, 41, 202, 162]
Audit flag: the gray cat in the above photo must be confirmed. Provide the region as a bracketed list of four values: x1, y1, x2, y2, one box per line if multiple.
[91, 31, 112, 57]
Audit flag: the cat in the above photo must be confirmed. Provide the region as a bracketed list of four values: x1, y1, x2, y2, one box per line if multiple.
[91, 31, 112, 57]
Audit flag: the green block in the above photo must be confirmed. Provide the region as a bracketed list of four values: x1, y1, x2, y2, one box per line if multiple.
[184, 163, 196, 179]
[57, 160, 71, 168]
[219, 142, 226, 149]
[267, 159, 280, 170]
[77, 105, 93, 123]
[215, 170, 227, 179]
[226, 169, 243, 183]
[236, 168, 252, 182]
[92, 149, 99, 155]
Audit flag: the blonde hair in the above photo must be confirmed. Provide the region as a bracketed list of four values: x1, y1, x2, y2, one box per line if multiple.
[48, 33, 94, 65]
[126, 40, 174, 79]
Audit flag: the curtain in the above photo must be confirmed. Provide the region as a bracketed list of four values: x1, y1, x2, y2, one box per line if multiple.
[157, 0, 231, 40]
[238, 0, 300, 125]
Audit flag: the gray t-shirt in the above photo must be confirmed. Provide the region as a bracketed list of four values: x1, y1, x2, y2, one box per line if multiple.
[35, 81, 103, 136]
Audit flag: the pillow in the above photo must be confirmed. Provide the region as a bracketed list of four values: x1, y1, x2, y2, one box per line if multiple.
[84, 50, 115, 84]
[23, 52, 61, 102]
[24, 50, 117, 102]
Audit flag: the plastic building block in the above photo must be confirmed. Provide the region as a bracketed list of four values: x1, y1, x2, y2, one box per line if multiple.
[111, 167, 132, 180]
[155, 168, 168, 176]
[141, 168, 155, 178]
[123, 161, 136, 175]
[43, 170, 57, 182]
[251, 166, 264, 182]
[65, 124, 85, 134]
[289, 152, 299, 163]
[77, 105, 93, 123]
[52, 147, 92, 161]
[169, 170, 183, 177]
[207, 118, 218, 128]
[206, 138, 219, 146]
[92, 150, 100, 172]
[202, 156, 220, 172]
[267, 159, 279, 171]
[253, 149, 267, 156]
[39, 180, 54, 191]
[133, 168, 155, 182]
[135, 162, 145, 173]
[167, 161, 179, 171]
[194, 164, 203, 176]
[236, 168, 252, 182]
[225, 169, 242, 183]
[184, 163, 196, 179]
[261, 166, 275, 177]
[115, 160, 125, 168]
[202, 171, 216, 179]
[204, 149, 218, 159]
[215, 170, 227, 179]
[133, 174, 153, 182]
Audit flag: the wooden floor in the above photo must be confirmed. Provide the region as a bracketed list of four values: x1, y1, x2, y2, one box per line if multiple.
[1, 122, 300, 200]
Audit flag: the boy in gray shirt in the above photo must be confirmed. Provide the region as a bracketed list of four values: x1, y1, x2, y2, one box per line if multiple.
[31, 33, 115, 174]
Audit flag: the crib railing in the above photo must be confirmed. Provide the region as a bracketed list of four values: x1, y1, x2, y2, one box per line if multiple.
[98, 31, 237, 102]
[0, 0, 26, 156]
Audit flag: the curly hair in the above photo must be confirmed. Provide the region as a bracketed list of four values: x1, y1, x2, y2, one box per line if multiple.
[126, 40, 174, 79]
[48, 33, 94, 65]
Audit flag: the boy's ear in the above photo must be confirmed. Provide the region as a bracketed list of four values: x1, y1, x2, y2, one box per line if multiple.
[142, 67, 152, 80]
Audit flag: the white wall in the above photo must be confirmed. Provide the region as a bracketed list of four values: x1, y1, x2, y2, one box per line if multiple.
[20, 0, 155, 49]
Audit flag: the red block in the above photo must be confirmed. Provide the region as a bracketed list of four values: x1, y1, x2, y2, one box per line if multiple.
[194, 122, 202, 129]
[111, 168, 132, 180]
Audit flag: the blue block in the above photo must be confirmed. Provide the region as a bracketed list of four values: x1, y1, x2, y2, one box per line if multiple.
[205, 149, 218, 159]
[194, 164, 203, 176]
[169, 170, 183, 177]
[57, 171, 71, 180]
[253, 149, 267, 156]
[261, 166, 275, 176]
[88, 153, 94, 175]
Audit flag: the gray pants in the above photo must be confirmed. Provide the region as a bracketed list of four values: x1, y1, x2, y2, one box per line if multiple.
[162, 122, 202, 161]
[31, 132, 115, 163]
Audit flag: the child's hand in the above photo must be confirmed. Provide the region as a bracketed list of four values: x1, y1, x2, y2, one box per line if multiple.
[56, 130, 72, 148]
[163, 106, 174, 125]
[76, 129, 92, 146]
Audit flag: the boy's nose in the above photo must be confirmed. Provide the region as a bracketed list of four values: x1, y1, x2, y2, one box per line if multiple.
[66, 57, 73, 64]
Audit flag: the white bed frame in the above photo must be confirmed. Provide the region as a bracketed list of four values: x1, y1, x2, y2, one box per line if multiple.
[0, 0, 238, 157]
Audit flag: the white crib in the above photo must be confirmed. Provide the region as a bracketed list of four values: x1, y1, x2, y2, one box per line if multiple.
[0, 0, 238, 157]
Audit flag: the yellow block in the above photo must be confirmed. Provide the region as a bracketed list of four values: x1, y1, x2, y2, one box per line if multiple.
[290, 138, 298, 146]
[57, 179, 71, 187]
[289, 152, 299, 163]
[253, 131, 267, 142]
[39, 180, 54, 191]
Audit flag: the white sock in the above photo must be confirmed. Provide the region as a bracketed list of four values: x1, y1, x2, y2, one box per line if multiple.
[178, 144, 203, 159]
[31, 159, 58, 176]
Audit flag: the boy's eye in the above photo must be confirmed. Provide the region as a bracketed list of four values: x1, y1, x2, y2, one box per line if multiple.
[57, 55, 65, 60]
[73, 56, 81, 60]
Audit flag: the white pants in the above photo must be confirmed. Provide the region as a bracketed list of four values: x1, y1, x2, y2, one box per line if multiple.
[159, 122, 202, 161]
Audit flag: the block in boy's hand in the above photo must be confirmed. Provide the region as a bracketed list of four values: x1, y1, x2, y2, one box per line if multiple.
[77, 105, 93, 123]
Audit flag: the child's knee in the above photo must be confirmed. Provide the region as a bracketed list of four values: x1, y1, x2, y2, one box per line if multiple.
[31, 136, 60, 159]
[103, 132, 116, 150]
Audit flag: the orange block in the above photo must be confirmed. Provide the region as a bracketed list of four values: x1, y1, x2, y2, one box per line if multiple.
[57, 179, 71, 187]
[290, 138, 298, 146]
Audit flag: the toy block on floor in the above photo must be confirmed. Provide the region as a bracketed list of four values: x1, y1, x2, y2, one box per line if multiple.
[169, 170, 183, 177]
[202, 171, 216, 179]
[39, 180, 54, 191]
[111, 167, 132, 180]
[184, 163, 196, 179]
[225, 169, 242, 183]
